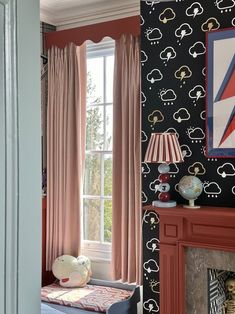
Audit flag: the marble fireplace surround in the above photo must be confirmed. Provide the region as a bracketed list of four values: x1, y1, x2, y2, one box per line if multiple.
[145, 205, 235, 314]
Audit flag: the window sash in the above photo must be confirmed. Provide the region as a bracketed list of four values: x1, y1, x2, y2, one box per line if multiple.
[83, 43, 114, 250]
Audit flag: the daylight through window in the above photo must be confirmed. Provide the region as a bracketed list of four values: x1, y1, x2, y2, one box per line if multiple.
[83, 40, 114, 252]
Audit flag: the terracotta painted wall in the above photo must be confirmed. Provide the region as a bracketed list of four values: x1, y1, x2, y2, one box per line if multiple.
[141, 1, 235, 313]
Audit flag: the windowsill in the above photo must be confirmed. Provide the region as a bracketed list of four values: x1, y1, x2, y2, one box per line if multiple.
[81, 240, 111, 262]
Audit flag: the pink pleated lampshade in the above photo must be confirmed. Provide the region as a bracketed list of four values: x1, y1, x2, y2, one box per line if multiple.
[144, 133, 184, 164]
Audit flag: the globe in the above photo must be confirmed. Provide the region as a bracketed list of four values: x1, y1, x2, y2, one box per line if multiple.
[178, 175, 203, 208]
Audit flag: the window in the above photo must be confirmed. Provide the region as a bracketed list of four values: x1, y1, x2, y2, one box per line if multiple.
[82, 39, 114, 260]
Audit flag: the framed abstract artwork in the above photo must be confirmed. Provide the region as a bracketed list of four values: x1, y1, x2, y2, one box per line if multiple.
[206, 27, 235, 158]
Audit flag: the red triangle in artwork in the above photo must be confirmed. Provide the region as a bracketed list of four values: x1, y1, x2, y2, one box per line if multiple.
[221, 68, 235, 100]
[219, 107, 235, 147]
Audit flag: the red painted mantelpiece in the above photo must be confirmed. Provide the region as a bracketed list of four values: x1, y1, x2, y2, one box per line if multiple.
[144, 205, 235, 314]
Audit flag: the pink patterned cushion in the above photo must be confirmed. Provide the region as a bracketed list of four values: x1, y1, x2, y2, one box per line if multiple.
[41, 283, 132, 313]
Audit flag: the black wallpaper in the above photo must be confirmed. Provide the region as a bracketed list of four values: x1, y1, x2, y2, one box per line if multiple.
[141, 1, 235, 313]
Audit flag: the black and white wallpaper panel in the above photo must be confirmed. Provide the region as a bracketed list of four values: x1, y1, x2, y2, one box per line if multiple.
[141, 1, 235, 313]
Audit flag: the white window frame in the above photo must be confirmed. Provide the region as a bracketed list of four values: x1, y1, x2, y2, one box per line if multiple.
[82, 38, 114, 261]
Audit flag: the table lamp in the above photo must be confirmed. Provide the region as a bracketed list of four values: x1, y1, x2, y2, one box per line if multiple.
[144, 132, 184, 207]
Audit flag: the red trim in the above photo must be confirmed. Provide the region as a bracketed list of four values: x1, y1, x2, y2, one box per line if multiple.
[144, 204, 235, 314]
[45, 16, 140, 49]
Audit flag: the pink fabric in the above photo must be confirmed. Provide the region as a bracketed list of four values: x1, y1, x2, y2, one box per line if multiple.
[46, 43, 86, 269]
[111, 35, 142, 284]
[144, 133, 184, 163]
[41, 283, 132, 313]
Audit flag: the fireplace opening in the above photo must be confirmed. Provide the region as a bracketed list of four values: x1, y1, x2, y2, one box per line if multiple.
[185, 247, 235, 314]
[208, 269, 235, 314]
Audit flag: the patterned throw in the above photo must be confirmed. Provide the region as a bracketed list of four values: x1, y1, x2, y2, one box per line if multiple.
[41, 283, 132, 313]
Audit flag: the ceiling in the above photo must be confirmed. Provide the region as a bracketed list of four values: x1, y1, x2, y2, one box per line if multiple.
[40, 0, 140, 30]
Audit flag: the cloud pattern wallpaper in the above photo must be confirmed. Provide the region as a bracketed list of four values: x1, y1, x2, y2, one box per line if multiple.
[141, 1, 235, 312]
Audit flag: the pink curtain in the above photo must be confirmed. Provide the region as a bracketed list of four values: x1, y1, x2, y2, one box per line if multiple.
[111, 35, 142, 284]
[46, 43, 86, 270]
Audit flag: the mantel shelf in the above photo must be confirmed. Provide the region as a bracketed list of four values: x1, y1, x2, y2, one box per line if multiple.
[144, 204, 235, 218]
[143, 204, 235, 314]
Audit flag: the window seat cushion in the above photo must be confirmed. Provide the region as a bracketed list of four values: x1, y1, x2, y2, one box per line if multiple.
[41, 283, 132, 313]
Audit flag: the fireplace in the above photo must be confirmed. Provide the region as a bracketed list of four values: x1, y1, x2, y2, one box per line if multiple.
[145, 205, 235, 314]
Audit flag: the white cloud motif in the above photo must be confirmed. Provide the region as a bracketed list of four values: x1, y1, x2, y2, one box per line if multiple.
[164, 128, 179, 138]
[149, 179, 160, 192]
[143, 211, 160, 225]
[168, 163, 179, 175]
[141, 92, 147, 103]
[232, 186, 235, 195]
[141, 50, 148, 63]
[173, 108, 190, 123]
[141, 131, 148, 142]
[204, 182, 222, 195]
[175, 23, 193, 40]
[216, 0, 235, 12]
[140, 15, 145, 26]
[189, 85, 206, 100]
[160, 89, 177, 102]
[142, 162, 150, 175]
[147, 69, 163, 84]
[189, 41, 206, 58]
[146, 238, 160, 252]
[143, 259, 159, 274]
[187, 127, 205, 140]
[160, 46, 177, 61]
[143, 299, 159, 313]
[181, 144, 192, 157]
[142, 191, 148, 203]
[217, 163, 235, 178]
[145, 28, 162, 42]
[186, 2, 204, 18]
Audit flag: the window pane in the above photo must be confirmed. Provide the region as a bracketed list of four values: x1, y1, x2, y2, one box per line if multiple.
[87, 57, 104, 104]
[86, 106, 104, 151]
[105, 55, 114, 103]
[105, 105, 112, 151]
[84, 153, 101, 195]
[104, 154, 112, 196]
[104, 200, 112, 243]
[83, 199, 101, 241]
